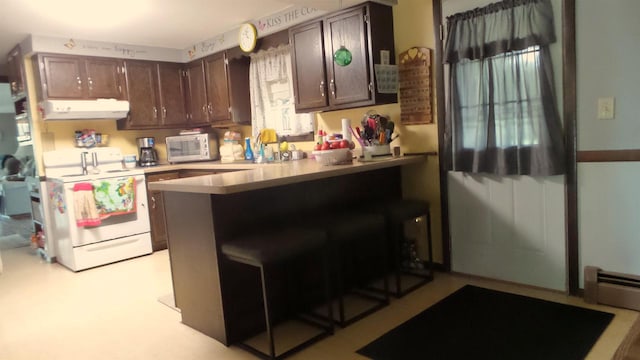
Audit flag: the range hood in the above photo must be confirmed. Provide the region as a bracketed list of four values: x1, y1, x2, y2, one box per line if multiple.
[40, 99, 130, 120]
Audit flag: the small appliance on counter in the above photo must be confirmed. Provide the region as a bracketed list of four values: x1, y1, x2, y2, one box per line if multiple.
[136, 137, 159, 166]
[166, 132, 220, 163]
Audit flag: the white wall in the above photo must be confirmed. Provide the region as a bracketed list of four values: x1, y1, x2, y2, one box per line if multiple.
[576, 0, 640, 150]
[577, 0, 640, 285]
[0, 83, 13, 113]
[0, 84, 19, 155]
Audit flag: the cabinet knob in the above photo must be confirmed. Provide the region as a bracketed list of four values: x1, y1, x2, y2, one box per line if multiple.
[320, 80, 325, 98]
[202, 105, 207, 114]
[162, 107, 167, 118]
[76, 76, 82, 90]
[88, 77, 93, 90]
[153, 107, 158, 119]
[207, 103, 213, 114]
[330, 79, 336, 98]
[151, 196, 156, 209]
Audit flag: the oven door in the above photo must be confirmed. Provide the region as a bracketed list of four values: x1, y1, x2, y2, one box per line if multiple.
[62, 174, 150, 247]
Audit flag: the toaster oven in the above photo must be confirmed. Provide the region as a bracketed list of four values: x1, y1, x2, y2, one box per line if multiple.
[166, 133, 220, 163]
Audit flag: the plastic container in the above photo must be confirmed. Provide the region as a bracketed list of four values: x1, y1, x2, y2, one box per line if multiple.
[363, 144, 391, 157]
[312, 148, 353, 165]
[123, 154, 137, 168]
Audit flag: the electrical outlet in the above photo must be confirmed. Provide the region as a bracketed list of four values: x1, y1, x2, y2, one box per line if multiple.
[597, 97, 615, 120]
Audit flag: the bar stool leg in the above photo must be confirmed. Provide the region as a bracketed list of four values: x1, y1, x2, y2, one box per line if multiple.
[259, 265, 276, 359]
[425, 211, 433, 274]
[322, 247, 334, 335]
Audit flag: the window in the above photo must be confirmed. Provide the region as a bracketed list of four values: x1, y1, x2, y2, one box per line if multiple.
[456, 46, 542, 149]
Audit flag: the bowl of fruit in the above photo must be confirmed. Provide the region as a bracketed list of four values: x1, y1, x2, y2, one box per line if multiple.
[312, 139, 355, 165]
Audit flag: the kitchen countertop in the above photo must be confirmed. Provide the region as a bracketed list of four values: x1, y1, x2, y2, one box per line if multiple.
[139, 160, 270, 173]
[147, 155, 425, 195]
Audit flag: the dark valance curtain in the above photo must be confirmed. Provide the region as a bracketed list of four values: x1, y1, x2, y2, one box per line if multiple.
[444, 0, 565, 176]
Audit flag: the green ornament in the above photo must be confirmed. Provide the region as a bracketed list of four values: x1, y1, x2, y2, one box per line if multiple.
[333, 46, 352, 66]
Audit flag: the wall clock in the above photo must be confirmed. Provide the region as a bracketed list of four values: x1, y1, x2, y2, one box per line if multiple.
[238, 23, 258, 53]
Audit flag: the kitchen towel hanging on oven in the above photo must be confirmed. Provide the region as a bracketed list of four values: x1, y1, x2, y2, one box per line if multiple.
[73, 183, 102, 227]
[92, 177, 137, 218]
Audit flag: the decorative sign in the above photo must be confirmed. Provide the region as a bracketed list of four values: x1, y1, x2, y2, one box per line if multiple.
[374, 64, 398, 94]
[26, 5, 326, 63]
[28, 35, 181, 62]
[399, 47, 433, 125]
[184, 6, 324, 61]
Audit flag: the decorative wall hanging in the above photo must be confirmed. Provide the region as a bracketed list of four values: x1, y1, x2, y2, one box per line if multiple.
[398, 47, 433, 124]
[333, 46, 352, 66]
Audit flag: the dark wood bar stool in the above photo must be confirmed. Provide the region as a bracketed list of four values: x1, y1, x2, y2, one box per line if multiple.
[221, 227, 333, 360]
[317, 212, 390, 327]
[379, 199, 434, 298]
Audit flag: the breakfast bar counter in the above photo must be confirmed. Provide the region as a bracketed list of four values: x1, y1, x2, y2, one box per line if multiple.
[147, 155, 424, 194]
[148, 155, 425, 346]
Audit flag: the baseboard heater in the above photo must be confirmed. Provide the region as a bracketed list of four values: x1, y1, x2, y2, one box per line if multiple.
[584, 266, 640, 311]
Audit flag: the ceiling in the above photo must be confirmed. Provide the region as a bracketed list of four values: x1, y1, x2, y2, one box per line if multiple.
[0, 0, 381, 76]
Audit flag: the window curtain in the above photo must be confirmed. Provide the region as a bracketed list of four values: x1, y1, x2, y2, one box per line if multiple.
[250, 45, 314, 137]
[444, 0, 565, 176]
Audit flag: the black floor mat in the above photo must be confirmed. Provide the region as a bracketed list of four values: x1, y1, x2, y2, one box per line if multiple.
[357, 285, 614, 360]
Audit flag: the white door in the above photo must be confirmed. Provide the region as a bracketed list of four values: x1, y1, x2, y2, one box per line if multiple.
[443, 0, 566, 291]
[448, 173, 566, 290]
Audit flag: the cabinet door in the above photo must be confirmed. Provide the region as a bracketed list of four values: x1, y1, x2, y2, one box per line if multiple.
[41, 55, 85, 99]
[324, 6, 372, 106]
[147, 171, 180, 251]
[84, 57, 125, 99]
[290, 20, 329, 111]
[124, 60, 160, 128]
[204, 53, 231, 124]
[226, 51, 251, 125]
[149, 190, 168, 251]
[185, 60, 210, 126]
[7, 45, 25, 98]
[157, 62, 188, 127]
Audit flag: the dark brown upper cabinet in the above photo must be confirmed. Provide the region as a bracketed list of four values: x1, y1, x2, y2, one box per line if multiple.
[34, 54, 126, 101]
[184, 60, 211, 127]
[185, 49, 251, 128]
[207, 50, 251, 127]
[7, 45, 26, 99]
[289, 2, 397, 113]
[157, 62, 188, 127]
[117, 60, 187, 130]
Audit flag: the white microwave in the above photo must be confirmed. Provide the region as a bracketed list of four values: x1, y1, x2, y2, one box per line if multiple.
[165, 133, 220, 163]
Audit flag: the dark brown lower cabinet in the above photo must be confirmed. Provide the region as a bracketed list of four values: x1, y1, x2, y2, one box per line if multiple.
[146, 172, 179, 251]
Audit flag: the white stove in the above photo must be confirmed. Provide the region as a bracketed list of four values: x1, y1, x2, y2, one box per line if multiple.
[43, 147, 152, 271]
[43, 147, 144, 182]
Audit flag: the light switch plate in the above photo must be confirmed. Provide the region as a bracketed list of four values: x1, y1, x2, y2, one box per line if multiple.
[597, 97, 615, 120]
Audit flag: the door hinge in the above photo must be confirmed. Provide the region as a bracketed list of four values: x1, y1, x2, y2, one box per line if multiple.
[224, 58, 229, 65]
[118, 85, 122, 94]
[228, 106, 232, 114]
[439, 25, 444, 41]
[368, 82, 373, 93]
[364, 14, 369, 24]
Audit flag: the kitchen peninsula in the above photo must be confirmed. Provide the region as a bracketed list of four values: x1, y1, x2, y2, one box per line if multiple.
[148, 155, 425, 345]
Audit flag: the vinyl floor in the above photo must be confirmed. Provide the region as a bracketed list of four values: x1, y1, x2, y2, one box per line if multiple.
[0, 247, 637, 360]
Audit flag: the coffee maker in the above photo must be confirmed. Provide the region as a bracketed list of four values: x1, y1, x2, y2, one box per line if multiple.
[136, 137, 159, 166]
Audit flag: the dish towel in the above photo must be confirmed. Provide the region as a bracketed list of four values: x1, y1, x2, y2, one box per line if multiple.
[92, 177, 137, 219]
[73, 183, 101, 227]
